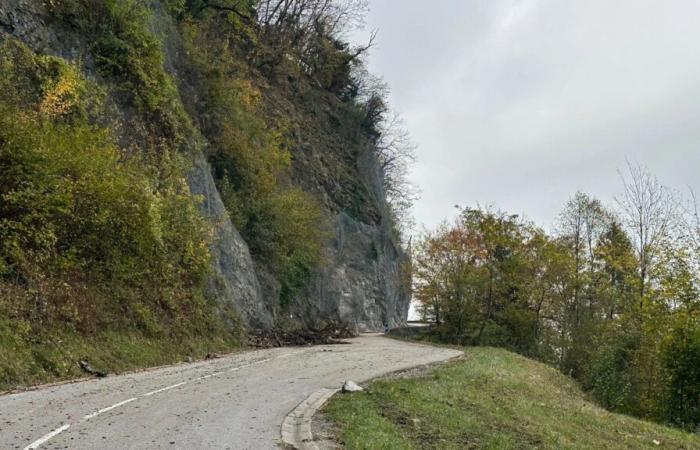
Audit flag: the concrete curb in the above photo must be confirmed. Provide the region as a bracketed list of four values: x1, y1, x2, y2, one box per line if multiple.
[281, 388, 339, 450]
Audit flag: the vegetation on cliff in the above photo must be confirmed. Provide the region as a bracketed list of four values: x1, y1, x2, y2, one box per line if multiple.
[0, 0, 414, 388]
[0, 36, 234, 388]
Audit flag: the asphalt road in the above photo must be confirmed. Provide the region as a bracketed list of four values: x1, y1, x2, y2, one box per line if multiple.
[0, 335, 461, 449]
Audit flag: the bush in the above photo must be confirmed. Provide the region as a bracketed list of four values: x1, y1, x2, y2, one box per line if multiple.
[585, 324, 638, 412]
[0, 37, 212, 336]
[48, 0, 190, 139]
[661, 320, 700, 429]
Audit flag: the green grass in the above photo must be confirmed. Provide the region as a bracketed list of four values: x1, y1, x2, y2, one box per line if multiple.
[0, 322, 242, 391]
[324, 347, 700, 450]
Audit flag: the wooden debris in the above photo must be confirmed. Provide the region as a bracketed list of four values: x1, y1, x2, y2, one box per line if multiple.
[248, 321, 356, 348]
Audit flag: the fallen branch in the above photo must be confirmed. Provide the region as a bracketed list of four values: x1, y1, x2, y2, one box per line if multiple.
[248, 321, 356, 348]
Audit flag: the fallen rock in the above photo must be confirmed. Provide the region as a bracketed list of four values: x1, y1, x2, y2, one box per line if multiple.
[341, 381, 363, 393]
[79, 360, 107, 378]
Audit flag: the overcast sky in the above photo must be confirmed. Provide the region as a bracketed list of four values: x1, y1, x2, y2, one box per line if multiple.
[352, 0, 700, 232]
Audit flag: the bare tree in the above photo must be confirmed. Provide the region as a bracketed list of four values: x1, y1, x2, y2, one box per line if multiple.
[679, 188, 700, 279]
[615, 161, 678, 311]
[254, 0, 373, 76]
[257, 0, 368, 39]
[370, 108, 419, 240]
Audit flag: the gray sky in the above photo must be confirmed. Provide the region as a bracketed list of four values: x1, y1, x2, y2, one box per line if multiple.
[352, 0, 700, 231]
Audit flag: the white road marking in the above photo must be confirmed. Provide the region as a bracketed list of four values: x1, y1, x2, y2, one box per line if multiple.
[230, 362, 251, 372]
[142, 382, 187, 398]
[23, 424, 70, 450]
[21, 350, 309, 448]
[82, 397, 137, 421]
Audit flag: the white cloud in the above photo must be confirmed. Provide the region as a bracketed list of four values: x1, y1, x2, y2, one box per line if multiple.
[354, 0, 700, 230]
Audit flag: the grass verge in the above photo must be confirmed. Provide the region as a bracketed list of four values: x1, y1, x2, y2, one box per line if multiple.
[324, 346, 700, 450]
[0, 324, 242, 392]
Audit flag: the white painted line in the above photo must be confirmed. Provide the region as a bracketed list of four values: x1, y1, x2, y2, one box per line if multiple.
[23, 424, 70, 450]
[142, 382, 187, 398]
[22, 349, 309, 448]
[82, 397, 137, 421]
[229, 363, 250, 372]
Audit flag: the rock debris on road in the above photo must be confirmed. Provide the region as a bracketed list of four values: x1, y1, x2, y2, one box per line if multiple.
[0, 335, 461, 449]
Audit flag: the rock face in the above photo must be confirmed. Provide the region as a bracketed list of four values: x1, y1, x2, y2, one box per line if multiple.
[188, 153, 274, 329]
[0, 0, 410, 332]
[308, 212, 410, 331]
[296, 143, 411, 331]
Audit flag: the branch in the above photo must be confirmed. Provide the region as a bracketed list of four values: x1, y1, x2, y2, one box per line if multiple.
[201, 1, 253, 23]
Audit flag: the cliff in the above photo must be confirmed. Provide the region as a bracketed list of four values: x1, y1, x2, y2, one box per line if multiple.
[0, 0, 410, 343]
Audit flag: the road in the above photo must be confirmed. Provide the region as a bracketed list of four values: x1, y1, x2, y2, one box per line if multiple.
[0, 335, 461, 449]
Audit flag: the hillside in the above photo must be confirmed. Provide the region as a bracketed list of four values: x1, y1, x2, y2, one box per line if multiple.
[324, 346, 700, 450]
[0, 0, 410, 389]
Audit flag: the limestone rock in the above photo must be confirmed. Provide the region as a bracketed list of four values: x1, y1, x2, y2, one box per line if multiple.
[341, 381, 363, 393]
[188, 153, 274, 330]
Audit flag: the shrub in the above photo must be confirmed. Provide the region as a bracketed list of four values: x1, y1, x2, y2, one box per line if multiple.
[585, 324, 638, 412]
[0, 37, 212, 336]
[661, 320, 700, 429]
[48, 0, 190, 140]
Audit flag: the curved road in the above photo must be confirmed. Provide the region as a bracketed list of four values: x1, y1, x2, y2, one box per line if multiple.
[0, 335, 461, 449]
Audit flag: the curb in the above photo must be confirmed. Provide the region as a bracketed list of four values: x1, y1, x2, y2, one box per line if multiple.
[281, 388, 339, 450]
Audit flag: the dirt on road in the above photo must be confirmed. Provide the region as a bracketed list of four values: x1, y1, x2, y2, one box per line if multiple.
[0, 334, 461, 449]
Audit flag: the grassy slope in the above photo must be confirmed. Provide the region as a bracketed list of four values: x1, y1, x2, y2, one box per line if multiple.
[325, 346, 700, 450]
[0, 323, 242, 391]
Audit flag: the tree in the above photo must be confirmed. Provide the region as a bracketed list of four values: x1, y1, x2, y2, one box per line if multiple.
[413, 207, 540, 351]
[616, 161, 678, 313]
[376, 113, 419, 240]
[557, 191, 610, 310]
[253, 0, 374, 85]
[595, 221, 637, 320]
[351, 70, 418, 242]
[412, 170, 700, 430]
[520, 232, 571, 361]
[556, 192, 611, 377]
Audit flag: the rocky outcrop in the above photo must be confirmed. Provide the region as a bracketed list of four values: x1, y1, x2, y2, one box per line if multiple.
[302, 212, 410, 331]
[0, 0, 410, 332]
[188, 153, 274, 329]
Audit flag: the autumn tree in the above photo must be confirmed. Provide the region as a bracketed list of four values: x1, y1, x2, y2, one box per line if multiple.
[412, 169, 700, 430]
[413, 207, 545, 353]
